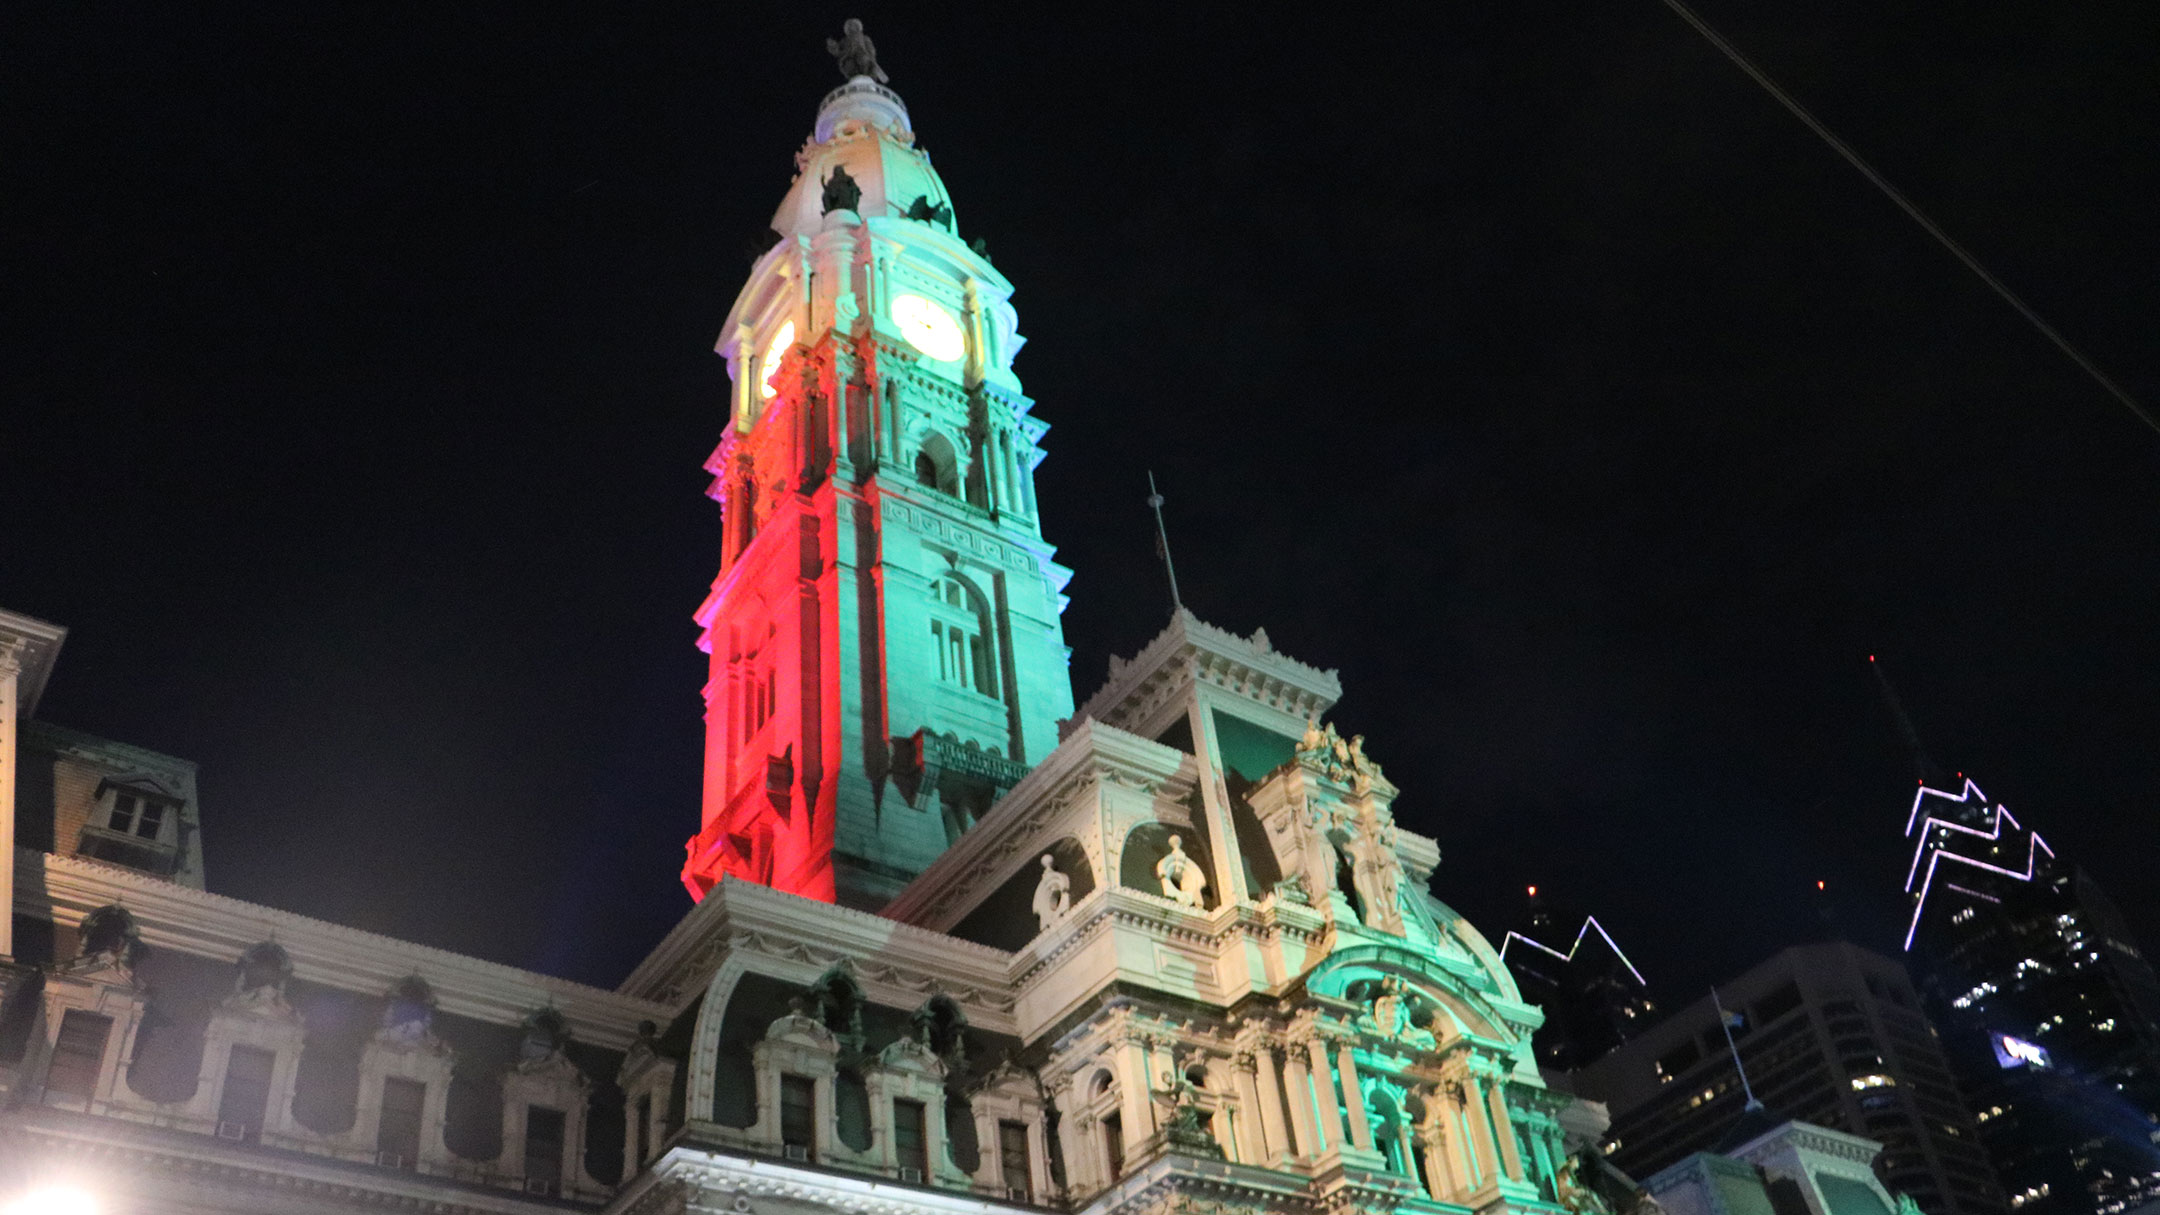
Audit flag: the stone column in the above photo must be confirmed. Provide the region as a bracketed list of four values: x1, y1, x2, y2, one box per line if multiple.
[1248, 1049, 1292, 1162]
[1304, 1036, 1348, 1150]
[1061, 1110, 1096, 1194]
[1462, 1075, 1502, 1187]
[1281, 1047, 1319, 1155]
[0, 643, 19, 959]
[1335, 1041, 1375, 1152]
[1416, 1088, 1461, 1198]
[1487, 1081, 1525, 1181]
[1116, 1038, 1156, 1138]
[1184, 693, 1250, 906]
[1226, 1056, 1262, 1163]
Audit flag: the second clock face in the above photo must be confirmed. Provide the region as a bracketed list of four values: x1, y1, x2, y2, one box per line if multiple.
[891, 293, 965, 361]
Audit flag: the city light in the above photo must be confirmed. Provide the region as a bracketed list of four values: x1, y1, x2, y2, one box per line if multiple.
[1499, 914, 1648, 986]
[3, 1188, 99, 1215]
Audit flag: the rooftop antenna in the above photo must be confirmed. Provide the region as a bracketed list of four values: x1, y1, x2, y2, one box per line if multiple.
[1711, 986, 1765, 1112]
[1869, 654, 1944, 785]
[1146, 471, 1183, 613]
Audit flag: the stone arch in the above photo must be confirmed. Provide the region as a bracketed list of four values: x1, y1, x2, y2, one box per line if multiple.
[948, 835, 1094, 951]
[915, 431, 960, 496]
[1117, 821, 1213, 908]
[1307, 943, 1514, 1047]
[927, 570, 1000, 702]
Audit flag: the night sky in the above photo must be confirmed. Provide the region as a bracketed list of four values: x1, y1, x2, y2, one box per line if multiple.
[8, 4, 2157, 1000]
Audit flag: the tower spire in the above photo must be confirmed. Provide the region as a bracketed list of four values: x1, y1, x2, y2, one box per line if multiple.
[1868, 654, 1944, 785]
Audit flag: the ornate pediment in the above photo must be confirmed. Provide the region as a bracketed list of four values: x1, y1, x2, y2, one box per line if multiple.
[876, 1032, 945, 1078]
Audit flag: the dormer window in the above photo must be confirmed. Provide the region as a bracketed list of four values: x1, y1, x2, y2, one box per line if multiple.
[77, 781, 181, 875]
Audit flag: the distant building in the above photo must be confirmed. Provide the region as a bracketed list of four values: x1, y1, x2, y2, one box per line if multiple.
[1570, 942, 2004, 1215]
[1646, 1116, 1915, 1215]
[1501, 891, 1656, 1071]
[1898, 778, 2160, 1215]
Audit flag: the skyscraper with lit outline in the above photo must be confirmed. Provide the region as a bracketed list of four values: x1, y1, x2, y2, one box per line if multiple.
[1899, 777, 2160, 1215]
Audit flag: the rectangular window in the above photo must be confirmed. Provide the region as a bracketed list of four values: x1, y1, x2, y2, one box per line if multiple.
[107, 792, 169, 840]
[43, 1010, 113, 1107]
[217, 1044, 276, 1140]
[893, 1097, 928, 1179]
[377, 1076, 425, 1168]
[999, 1119, 1032, 1200]
[1102, 1110, 1125, 1180]
[525, 1105, 566, 1188]
[781, 1073, 816, 1154]
[635, 1093, 652, 1165]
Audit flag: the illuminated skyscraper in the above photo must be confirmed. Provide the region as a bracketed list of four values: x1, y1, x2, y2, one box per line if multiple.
[1500, 891, 1656, 1071]
[679, 69, 1077, 908]
[1899, 778, 2160, 1215]
[1570, 942, 2004, 1215]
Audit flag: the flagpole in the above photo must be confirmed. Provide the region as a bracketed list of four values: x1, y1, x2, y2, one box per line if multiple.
[1146, 471, 1183, 612]
[1712, 986, 1765, 1112]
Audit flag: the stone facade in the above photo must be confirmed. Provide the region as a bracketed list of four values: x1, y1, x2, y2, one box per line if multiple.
[7, 29, 1620, 1215]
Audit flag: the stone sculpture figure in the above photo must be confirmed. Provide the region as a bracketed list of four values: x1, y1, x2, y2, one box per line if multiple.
[821, 165, 862, 215]
[1156, 834, 1208, 907]
[1346, 799, 1405, 934]
[1031, 853, 1072, 932]
[1557, 1152, 1614, 1215]
[826, 18, 889, 83]
[1153, 1069, 1224, 1157]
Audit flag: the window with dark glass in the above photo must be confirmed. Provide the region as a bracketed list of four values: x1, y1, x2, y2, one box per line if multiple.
[635, 1093, 652, 1165]
[525, 1105, 566, 1187]
[781, 1073, 816, 1155]
[377, 1077, 425, 1167]
[1102, 1110, 1125, 1180]
[893, 1097, 928, 1178]
[217, 1044, 276, 1139]
[999, 1119, 1032, 1199]
[110, 791, 168, 839]
[43, 1010, 113, 1107]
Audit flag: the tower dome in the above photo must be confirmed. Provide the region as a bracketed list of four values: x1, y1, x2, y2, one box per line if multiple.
[770, 78, 955, 242]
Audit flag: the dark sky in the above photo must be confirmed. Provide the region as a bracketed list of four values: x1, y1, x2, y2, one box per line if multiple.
[7, 3, 2157, 999]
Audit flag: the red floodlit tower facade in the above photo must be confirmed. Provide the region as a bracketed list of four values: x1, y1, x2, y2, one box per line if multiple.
[682, 72, 1076, 910]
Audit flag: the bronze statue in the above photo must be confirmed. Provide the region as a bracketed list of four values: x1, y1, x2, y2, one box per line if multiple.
[826, 19, 889, 83]
[821, 165, 862, 215]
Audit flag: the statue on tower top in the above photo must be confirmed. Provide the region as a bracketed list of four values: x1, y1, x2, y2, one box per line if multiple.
[826, 19, 889, 83]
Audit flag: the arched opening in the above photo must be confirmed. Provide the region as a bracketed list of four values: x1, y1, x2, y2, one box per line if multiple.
[914, 433, 960, 497]
[929, 574, 998, 699]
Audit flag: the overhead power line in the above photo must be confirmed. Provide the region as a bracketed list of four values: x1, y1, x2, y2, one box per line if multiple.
[1656, 0, 2160, 439]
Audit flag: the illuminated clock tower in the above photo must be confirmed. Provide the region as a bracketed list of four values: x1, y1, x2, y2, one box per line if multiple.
[683, 46, 1076, 909]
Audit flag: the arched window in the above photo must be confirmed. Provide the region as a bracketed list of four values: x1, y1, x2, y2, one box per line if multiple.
[915, 434, 960, 497]
[929, 575, 997, 698]
[735, 622, 777, 743]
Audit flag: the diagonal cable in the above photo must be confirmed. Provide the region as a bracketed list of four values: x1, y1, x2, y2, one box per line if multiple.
[1657, 0, 2160, 439]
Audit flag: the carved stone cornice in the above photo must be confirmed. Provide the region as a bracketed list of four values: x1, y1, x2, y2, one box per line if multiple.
[0, 608, 66, 717]
[1071, 611, 1341, 743]
[17, 848, 664, 1049]
[883, 718, 1197, 933]
[624, 873, 1015, 1017]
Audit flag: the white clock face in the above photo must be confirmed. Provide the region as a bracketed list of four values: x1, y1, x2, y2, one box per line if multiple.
[759, 320, 796, 399]
[891, 293, 965, 361]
